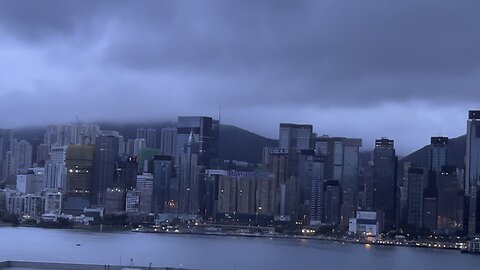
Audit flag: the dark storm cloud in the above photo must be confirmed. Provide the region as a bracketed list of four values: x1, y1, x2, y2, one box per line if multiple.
[0, 0, 478, 154]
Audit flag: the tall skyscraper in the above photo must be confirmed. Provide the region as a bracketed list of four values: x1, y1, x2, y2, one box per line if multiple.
[160, 127, 177, 157]
[115, 156, 139, 190]
[152, 155, 175, 214]
[279, 123, 313, 179]
[175, 116, 218, 167]
[136, 128, 147, 140]
[309, 157, 325, 225]
[137, 173, 154, 214]
[36, 143, 50, 166]
[45, 145, 67, 191]
[65, 145, 94, 196]
[372, 138, 397, 232]
[178, 131, 205, 215]
[63, 144, 94, 214]
[279, 123, 313, 152]
[430, 137, 448, 173]
[133, 138, 146, 157]
[437, 165, 464, 234]
[91, 134, 120, 206]
[14, 140, 33, 171]
[466, 110, 480, 235]
[314, 136, 362, 225]
[406, 167, 425, 229]
[146, 128, 157, 149]
[323, 180, 341, 225]
[0, 129, 13, 179]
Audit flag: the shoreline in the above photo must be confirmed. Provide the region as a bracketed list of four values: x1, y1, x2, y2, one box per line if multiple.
[1, 222, 469, 253]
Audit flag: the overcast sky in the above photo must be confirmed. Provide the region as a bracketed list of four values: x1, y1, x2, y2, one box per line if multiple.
[0, 1, 479, 155]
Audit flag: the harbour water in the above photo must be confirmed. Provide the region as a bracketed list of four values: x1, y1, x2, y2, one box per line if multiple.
[0, 227, 478, 270]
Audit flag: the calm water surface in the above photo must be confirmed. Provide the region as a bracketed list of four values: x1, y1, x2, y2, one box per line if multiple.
[0, 227, 479, 270]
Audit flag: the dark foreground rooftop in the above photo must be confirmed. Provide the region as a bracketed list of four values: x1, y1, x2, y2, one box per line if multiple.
[0, 261, 191, 270]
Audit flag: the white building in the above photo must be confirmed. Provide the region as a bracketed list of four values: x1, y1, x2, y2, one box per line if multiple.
[45, 145, 67, 191]
[6, 191, 24, 215]
[24, 194, 44, 217]
[126, 189, 141, 212]
[44, 192, 62, 215]
[348, 210, 378, 237]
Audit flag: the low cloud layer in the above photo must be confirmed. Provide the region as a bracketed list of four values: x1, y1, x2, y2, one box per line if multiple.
[0, 1, 478, 155]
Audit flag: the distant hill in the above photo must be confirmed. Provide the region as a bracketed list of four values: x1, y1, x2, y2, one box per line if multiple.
[218, 124, 277, 163]
[12, 122, 277, 165]
[398, 134, 466, 178]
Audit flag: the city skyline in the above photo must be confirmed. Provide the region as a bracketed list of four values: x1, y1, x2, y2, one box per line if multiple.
[0, 1, 479, 155]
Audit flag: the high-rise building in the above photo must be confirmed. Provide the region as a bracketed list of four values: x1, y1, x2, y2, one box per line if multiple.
[45, 145, 67, 191]
[178, 131, 205, 215]
[115, 156, 138, 190]
[372, 138, 397, 232]
[36, 143, 50, 166]
[126, 189, 141, 212]
[279, 123, 313, 180]
[0, 129, 13, 180]
[205, 169, 228, 220]
[91, 134, 120, 206]
[44, 125, 59, 148]
[269, 149, 288, 216]
[146, 128, 157, 149]
[16, 167, 46, 194]
[279, 123, 313, 152]
[104, 188, 125, 214]
[137, 173, 154, 214]
[175, 116, 218, 167]
[466, 110, 480, 235]
[52, 123, 100, 146]
[323, 180, 341, 225]
[314, 136, 362, 226]
[407, 167, 425, 229]
[63, 144, 94, 214]
[44, 191, 62, 215]
[437, 165, 464, 234]
[14, 140, 32, 171]
[430, 137, 448, 173]
[136, 128, 147, 140]
[160, 127, 177, 157]
[23, 194, 44, 217]
[133, 138, 146, 157]
[309, 157, 325, 225]
[152, 155, 175, 214]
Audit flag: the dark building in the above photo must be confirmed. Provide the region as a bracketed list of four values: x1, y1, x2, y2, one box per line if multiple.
[407, 167, 424, 229]
[63, 144, 94, 214]
[205, 170, 225, 220]
[437, 165, 464, 234]
[279, 123, 313, 179]
[466, 110, 480, 235]
[115, 156, 138, 190]
[146, 128, 157, 149]
[92, 134, 120, 206]
[175, 116, 219, 168]
[372, 138, 397, 232]
[0, 129, 13, 180]
[323, 180, 341, 225]
[309, 157, 325, 225]
[152, 155, 175, 214]
[36, 143, 50, 166]
[430, 137, 448, 173]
